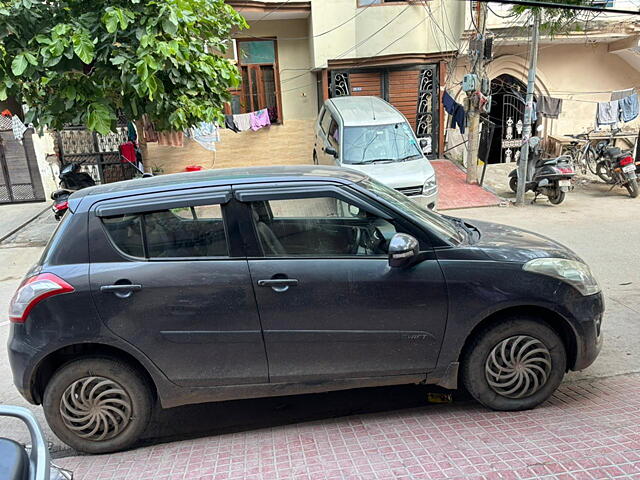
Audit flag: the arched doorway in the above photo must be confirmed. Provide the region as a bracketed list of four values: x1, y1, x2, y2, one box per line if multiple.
[487, 74, 537, 164]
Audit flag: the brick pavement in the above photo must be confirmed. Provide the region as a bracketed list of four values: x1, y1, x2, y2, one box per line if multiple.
[56, 374, 640, 480]
[432, 160, 501, 210]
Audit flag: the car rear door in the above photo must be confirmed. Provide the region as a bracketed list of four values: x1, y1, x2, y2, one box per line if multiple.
[235, 184, 448, 383]
[88, 188, 268, 387]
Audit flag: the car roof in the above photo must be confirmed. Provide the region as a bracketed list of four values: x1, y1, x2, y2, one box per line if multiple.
[69, 165, 368, 203]
[327, 96, 406, 127]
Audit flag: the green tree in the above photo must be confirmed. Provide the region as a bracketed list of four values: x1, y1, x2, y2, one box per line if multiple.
[510, 0, 594, 34]
[0, 0, 246, 135]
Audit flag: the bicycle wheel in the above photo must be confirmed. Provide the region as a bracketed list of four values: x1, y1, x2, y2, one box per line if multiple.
[585, 147, 599, 175]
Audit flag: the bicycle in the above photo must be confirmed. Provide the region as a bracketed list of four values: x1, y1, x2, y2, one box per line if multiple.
[564, 129, 599, 175]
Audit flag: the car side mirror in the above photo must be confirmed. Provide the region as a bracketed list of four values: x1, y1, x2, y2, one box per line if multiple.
[324, 146, 338, 158]
[388, 233, 419, 268]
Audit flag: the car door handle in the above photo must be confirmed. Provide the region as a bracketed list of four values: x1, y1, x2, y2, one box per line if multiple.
[257, 279, 298, 288]
[100, 284, 143, 292]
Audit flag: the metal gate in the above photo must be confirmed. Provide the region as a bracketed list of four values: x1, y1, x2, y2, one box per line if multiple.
[500, 93, 526, 163]
[0, 130, 45, 204]
[56, 126, 142, 185]
[415, 65, 439, 159]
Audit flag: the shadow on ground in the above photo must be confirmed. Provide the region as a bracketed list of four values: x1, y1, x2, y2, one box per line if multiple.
[54, 384, 467, 458]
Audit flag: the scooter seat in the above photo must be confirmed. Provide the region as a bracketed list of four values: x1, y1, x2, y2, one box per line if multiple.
[50, 189, 72, 200]
[605, 147, 622, 158]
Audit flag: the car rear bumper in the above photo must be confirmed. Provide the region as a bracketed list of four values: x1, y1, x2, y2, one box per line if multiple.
[7, 324, 39, 404]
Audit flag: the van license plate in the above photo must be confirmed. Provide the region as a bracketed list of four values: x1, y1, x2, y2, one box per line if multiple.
[558, 180, 571, 187]
[623, 165, 636, 173]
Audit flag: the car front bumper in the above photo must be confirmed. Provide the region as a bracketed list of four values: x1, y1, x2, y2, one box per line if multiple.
[402, 188, 438, 210]
[568, 291, 604, 371]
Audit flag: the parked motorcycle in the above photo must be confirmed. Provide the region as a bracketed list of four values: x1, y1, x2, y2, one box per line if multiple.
[0, 405, 72, 479]
[508, 136, 576, 205]
[51, 161, 96, 221]
[593, 145, 639, 198]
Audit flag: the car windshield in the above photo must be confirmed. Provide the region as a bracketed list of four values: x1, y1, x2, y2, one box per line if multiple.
[342, 123, 423, 165]
[359, 177, 464, 244]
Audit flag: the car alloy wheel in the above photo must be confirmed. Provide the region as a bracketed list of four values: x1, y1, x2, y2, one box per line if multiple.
[60, 376, 133, 441]
[485, 335, 552, 399]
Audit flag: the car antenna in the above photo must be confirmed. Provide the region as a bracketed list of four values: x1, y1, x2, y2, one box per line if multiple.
[370, 97, 376, 121]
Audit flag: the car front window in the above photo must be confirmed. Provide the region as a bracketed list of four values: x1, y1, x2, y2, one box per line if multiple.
[358, 177, 464, 244]
[342, 123, 423, 165]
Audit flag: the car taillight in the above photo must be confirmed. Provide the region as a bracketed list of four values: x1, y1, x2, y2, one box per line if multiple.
[9, 273, 74, 323]
[620, 156, 634, 167]
[53, 200, 68, 212]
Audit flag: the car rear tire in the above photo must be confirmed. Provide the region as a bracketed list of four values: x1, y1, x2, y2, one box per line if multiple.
[43, 357, 152, 454]
[462, 318, 566, 411]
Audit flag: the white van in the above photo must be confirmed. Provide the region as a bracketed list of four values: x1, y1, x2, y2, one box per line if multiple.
[313, 96, 438, 209]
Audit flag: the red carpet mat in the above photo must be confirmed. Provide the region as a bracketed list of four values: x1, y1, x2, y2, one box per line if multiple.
[432, 159, 500, 210]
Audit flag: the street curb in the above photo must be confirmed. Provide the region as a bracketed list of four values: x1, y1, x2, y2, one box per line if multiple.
[0, 205, 50, 244]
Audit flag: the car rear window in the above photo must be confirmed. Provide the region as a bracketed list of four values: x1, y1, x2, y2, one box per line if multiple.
[102, 205, 228, 259]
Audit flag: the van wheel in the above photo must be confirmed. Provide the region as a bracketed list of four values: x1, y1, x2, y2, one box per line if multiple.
[462, 318, 566, 411]
[509, 177, 518, 193]
[43, 357, 152, 454]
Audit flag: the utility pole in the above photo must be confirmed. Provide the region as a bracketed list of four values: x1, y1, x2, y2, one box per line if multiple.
[516, 10, 541, 205]
[465, 0, 488, 185]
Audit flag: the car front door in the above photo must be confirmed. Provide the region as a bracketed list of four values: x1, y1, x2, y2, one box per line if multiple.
[88, 189, 268, 387]
[235, 185, 448, 383]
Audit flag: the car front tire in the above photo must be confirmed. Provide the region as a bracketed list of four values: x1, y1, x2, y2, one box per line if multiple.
[43, 357, 152, 454]
[462, 318, 566, 411]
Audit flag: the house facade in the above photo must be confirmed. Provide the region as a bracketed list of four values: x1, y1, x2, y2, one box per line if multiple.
[447, 0, 640, 165]
[153, 0, 466, 173]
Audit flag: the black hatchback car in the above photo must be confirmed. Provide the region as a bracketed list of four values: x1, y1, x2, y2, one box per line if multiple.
[8, 166, 603, 453]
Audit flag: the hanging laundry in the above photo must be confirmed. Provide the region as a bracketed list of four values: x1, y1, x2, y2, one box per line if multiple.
[538, 96, 563, 119]
[157, 131, 184, 147]
[187, 122, 220, 151]
[11, 115, 28, 142]
[224, 114, 239, 133]
[611, 88, 634, 101]
[442, 91, 465, 135]
[250, 109, 271, 131]
[0, 115, 12, 130]
[619, 93, 639, 123]
[1, 109, 12, 117]
[233, 113, 252, 132]
[267, 107, 278, 123]
[597, 100, 619, 129]
[142, 115, 158, 143]
[127, 122, 137, 142]
[119, 141, 137, 164]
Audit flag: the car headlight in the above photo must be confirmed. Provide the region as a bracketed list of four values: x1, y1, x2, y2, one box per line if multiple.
[523, 258, 600, 296]
[423, 176, 437, 195]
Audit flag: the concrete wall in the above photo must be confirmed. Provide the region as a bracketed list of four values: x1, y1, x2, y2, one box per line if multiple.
[310, 0, 464, 68]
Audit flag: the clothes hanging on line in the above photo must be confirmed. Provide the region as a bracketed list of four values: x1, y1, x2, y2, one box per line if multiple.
[11, 115, 27, 142]
[127, 122, 137, 142]
[119, 142, 137, 164]
[157, 131, 184, 147]
[142, 115, 158, 143]
[611, 89, 634, 101]
[186, 122, 220, 151]
[233, 113, 252, 132]
[538, 96, 563, 119]
[619, 93, 639, 123]
[224, 114, 239, 133]
[596, 100, 619, 129]
[442, 91, 465, 135]
[250, 109, 271, 131]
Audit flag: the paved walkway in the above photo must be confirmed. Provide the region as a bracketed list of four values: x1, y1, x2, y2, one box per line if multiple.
[0, 201, 48, 242]
[432, 160, 501, 210]
[57, 374, 640, 480]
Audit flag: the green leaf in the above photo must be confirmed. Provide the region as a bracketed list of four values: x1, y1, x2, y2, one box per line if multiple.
[110, 55, 127, 66]
[72, 33, 94, 64]
[0, 8, 10, 16]
[35, 34, 51, 45]
[87, 103, 115, 135]
[11, 53, 28, 76]
[104, 12, 119, 33]
[162, 16, 178, 35]
[25, 52, 37, 66]
[63, 85, 76, 100]
[0, 84, 7, 101]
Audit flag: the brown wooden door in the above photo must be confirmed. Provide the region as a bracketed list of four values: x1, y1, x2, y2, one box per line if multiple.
[387, 70, 420, 130]
[348, 72, 382, 97]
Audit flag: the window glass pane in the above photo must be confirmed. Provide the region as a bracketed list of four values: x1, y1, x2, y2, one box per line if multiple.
[238, 41, 275, 64]
[251, 197, 397, 257]
[102, 214, 144, 257]
[320, 110, 332, 133]
[328, 119, 340, 148]
[144, 205, 227, 258]
[342, 123, 422, 165]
